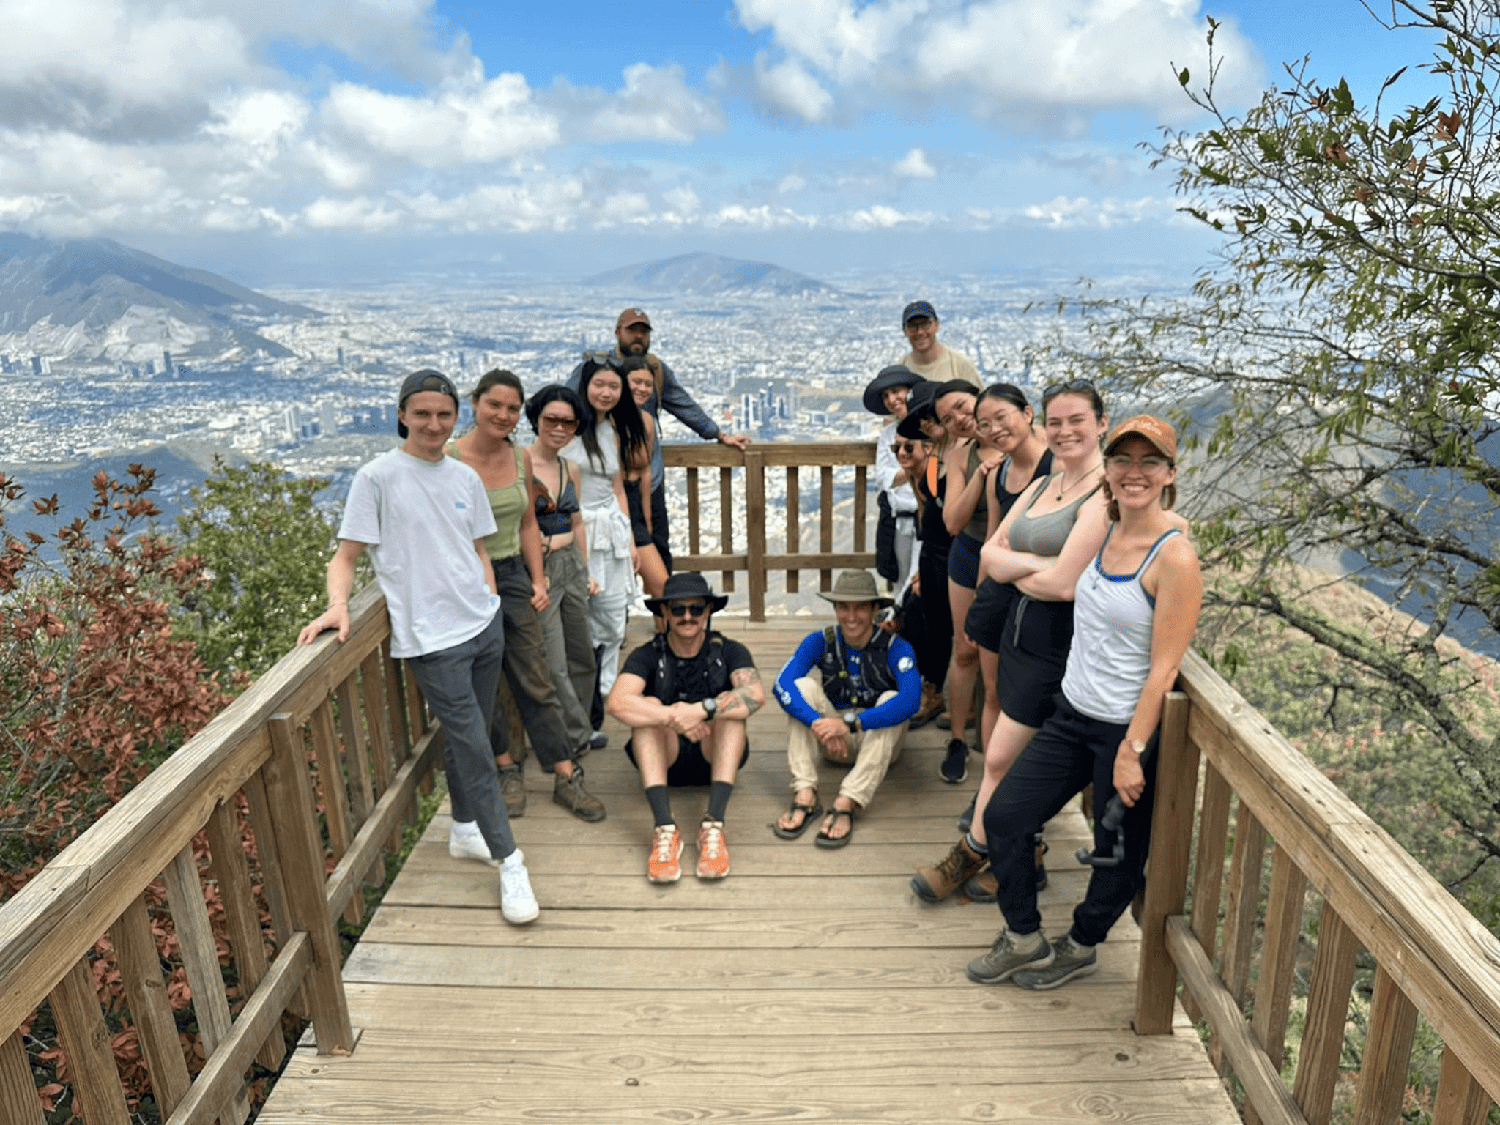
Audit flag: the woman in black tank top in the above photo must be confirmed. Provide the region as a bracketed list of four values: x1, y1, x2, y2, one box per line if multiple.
[911, 382, 1113, 904]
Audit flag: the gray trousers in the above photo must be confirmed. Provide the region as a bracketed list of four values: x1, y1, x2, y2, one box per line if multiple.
[492, 554, 575, 770]
[406, 611, 515, 860]
[541, 545, 595, 755]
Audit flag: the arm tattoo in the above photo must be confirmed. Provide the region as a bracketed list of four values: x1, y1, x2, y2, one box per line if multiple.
[726, 667, 764, 717]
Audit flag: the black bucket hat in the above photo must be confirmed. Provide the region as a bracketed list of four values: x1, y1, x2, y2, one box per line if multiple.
[643, 571, 730, 615]
[862, 364, 923, 416]
[895, 380, 938, 439]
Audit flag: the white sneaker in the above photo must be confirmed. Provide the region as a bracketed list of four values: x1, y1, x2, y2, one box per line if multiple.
[498, 849, 539, 925]
[448, 823, 495, 863]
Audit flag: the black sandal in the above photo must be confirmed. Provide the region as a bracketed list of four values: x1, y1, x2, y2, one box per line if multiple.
[814, 807, 856, 849]
[772, 797, 823, 840]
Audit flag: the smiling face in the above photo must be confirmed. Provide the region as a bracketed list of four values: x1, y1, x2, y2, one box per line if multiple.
[893, 436, 924, 473]
[616, 322, 651, 358]
[1104, 436, 1175, 511]
[835, 600, 876, 649]
[1043, 391, 1108, 468]
[398, 390, 458, 461]
[475, 382, 522, 442]
[882, 385, 910, 419]
[936, 391, 977, 440]
[627, 368, 655, 407]
[664, 597, 710, 644]
[903, 315, 939, 360]
[535, 399, 579, 452]
[975, 396, 1032, 454]
[585, 368, 623, 415]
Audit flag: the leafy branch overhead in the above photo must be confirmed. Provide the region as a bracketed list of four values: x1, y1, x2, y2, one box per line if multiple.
[1056, 0, 1500, 916]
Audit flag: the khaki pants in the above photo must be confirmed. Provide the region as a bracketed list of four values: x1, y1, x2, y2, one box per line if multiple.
[786, 677, 907, 809]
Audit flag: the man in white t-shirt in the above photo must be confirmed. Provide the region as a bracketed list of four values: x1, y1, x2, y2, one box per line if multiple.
[900, 300, 981, 385]
[298, 369, 539, 925]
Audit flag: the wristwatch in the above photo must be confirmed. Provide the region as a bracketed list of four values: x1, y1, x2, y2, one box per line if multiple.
[843, 712, 859, 734]
[701, 696, 718, 719]
[1128, 738, 1147, 755]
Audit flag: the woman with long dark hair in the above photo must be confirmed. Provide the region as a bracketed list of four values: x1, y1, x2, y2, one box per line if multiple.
[567, 362, 645, 706]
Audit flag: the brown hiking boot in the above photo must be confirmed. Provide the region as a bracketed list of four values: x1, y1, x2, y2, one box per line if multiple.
[553, 765, 606, 822]
[909, 681, 945, 729]
[498, 764, 526, 817]
[910, 836, 987, 903]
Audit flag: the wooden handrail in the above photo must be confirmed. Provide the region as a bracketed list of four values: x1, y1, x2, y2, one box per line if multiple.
[1137, 649, 1500, 1124]
[0, 582, 440, 1125]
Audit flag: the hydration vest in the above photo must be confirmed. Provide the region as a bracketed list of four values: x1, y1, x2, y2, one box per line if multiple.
[818, 626, 898, 710]
[653, 631, 731, 704]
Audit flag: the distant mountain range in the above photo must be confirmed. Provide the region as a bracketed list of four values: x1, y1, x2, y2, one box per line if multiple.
[0, 234, 318, 361]
[584, 252, 832, 297]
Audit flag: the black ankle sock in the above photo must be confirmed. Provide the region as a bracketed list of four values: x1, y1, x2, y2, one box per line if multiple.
[645, 785, 673, 827]
[707, 780, 734, 822]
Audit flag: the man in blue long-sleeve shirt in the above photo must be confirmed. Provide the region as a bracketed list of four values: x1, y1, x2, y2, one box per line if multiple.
[568, 308, 750, 570]
[771, 570, 921, 849]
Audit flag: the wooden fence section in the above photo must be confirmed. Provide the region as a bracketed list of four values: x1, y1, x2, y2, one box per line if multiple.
[666, 441, 875, 620]
[0, 585, 443, 1125]
[1135, 651, 1500, 1125]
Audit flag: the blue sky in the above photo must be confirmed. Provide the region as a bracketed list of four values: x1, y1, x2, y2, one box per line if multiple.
[0, 0, 1448, 284]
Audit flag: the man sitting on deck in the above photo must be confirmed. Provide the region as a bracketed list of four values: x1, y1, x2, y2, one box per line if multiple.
[606, 573, 765, 884]
[297, 369, 538, 926]
[771, 569, 922, 849]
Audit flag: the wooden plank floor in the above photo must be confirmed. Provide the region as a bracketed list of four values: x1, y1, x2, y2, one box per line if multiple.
[257, 616, 1239, 1125]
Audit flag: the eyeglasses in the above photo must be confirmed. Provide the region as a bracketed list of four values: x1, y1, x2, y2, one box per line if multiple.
[1042, 378, 1097, 402]
[1105, 454, 1172, 472]
[667, 602, 708, 618]
[904, 318, 935, 333]
[539, 414, 578, 429]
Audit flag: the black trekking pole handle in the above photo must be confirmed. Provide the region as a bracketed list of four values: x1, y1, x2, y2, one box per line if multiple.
[1075, 737, 1156, 869]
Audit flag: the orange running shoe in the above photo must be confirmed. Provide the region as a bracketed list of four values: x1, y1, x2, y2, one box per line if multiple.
[647, 824, 683, 884]
[696, 819, 730, 880]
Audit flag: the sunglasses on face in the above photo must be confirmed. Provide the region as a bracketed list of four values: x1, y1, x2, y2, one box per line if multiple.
[668, 602, 708, 618]
[894, 441, 921, 455]
[539, 414, 578, 429]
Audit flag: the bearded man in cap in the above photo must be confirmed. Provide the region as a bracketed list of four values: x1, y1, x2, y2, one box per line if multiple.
[569, 308, 750, 574]
[607, 572, 765, 884]
[771, 570, 922, 849]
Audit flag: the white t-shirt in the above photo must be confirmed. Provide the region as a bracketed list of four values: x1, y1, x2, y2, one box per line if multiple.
[902, 346, 980, 385]
[338, 448, 500, 659]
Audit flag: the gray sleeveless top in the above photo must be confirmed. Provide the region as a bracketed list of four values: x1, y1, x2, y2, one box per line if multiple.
[1007, 474, 1101, 557]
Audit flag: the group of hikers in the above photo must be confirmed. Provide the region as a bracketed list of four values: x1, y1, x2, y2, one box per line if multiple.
[298, 299, 1203, 992]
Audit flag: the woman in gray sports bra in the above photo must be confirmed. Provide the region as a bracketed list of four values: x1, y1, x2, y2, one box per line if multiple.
[911, 381, 1113, 904]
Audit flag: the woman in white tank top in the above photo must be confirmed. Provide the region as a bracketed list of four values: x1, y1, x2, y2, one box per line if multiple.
[963, 415, 1201, 991]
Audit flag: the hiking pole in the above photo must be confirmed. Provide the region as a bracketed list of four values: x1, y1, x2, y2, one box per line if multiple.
[1075, 738, 1156, 869]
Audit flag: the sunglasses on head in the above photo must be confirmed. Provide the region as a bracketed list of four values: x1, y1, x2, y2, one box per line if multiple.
[667, 601, 707, 618]
[1042, 378, 1097, 401]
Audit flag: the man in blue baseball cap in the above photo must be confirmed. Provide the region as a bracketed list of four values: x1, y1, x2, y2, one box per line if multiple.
[900, 300, 980, 385]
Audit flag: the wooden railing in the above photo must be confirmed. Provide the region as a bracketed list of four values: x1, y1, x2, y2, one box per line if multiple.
[5, 440, 1500, 1125]
[665, 441, 876, 620]
[1136, 652, 1500, 1125]
[0, 584, 442, 1125]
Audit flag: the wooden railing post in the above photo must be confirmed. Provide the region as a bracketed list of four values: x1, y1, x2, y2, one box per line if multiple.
[1432, 1047, 1491, 1125]
[1293, 903, 1360, 1125]
[745, 450, 766, 621]
[0, 1029, 45, 1125]
[1135, 690, 1194, 1035]
[264, 714, 355, 1054]
[1351, 967, 1420, 1125]
[50, 958, 131, 1125]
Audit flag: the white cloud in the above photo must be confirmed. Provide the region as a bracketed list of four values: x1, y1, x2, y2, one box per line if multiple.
[779, 173, 807, 195]
[1021, 194, 1170, 228]
[324, 62, 559, 166]
[893, 147, 935, 178]
[559, 63, 724, 143]
[751, 54, 835, 123]
[303, 196, 404, 232]
[734, 0, 1263, 125]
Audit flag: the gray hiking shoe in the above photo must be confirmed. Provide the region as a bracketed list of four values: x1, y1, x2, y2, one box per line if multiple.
[554, 765, 606, 822]
[498, 764, 526, 817]
[966, 929, 1053, 985]
[1013, 934, 1098, 991]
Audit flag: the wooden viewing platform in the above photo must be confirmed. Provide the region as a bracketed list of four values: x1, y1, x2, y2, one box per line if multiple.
[257, 618, 1238, 1125]
[4, 442, 1498, 1125]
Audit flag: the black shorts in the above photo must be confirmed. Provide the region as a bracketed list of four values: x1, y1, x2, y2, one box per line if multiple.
[624, 734, 751, 786]
[994, 596, 1074, 729]
[947, 531, 982, 589]
[965, 578, 1016, 653]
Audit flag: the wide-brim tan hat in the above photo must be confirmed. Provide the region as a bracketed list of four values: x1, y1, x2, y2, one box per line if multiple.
[817, 569, 895, 609]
